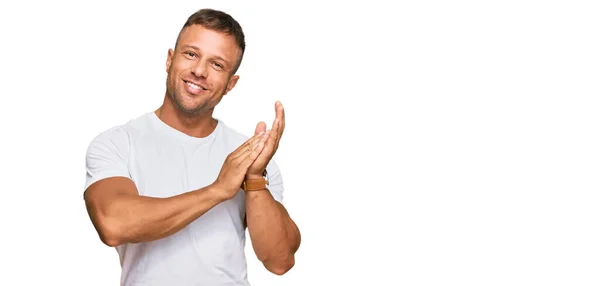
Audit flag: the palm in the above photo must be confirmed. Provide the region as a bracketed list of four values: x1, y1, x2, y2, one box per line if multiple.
[247, 101, 285, 178]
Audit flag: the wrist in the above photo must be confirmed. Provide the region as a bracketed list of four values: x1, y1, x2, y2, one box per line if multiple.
[205, 182, 229, 203]
[246, 169, 268, 180]
[242, 177, 269, 192]
[245, 174, 264, 180]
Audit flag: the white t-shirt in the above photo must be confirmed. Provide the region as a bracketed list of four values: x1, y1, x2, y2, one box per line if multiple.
[84, 111, 284, 286]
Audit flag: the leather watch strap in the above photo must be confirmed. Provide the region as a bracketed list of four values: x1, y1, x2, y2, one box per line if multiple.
[242, 178, 269, 191]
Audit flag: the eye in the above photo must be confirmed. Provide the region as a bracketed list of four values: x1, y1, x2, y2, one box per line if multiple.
[184, 51, 197, 58]
[212, 61, 224, 70]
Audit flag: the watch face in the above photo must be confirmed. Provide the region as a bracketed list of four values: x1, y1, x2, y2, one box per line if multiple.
[262, 169, 269, 185]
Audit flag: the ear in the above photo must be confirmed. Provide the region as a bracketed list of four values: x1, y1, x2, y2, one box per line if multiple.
[166, 49, 174, 73]
[224, 75, 240, 95]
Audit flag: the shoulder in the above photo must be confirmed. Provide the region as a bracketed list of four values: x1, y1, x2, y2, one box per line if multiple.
[85, 112, 153, 160]
[87, 113, 151, 147]
[84, 114, 151, 191]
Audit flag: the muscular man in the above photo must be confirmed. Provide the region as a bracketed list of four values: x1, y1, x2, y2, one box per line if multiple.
[83, 8, 301, 286]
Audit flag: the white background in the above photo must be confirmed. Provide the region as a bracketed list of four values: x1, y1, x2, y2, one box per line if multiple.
[0, 0, 599, 285]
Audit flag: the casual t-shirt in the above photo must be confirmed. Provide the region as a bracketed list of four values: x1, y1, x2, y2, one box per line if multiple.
[84, 111, 284, 286]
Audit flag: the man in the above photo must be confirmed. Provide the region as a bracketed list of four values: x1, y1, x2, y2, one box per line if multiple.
[83, 8, 301, 286]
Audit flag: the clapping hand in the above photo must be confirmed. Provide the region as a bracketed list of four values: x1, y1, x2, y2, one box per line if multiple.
[246, 101, 285, 180]
[213, 130, 268, 200]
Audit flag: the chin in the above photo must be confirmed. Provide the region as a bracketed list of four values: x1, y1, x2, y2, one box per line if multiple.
[167, 86, 213, 115]
[177, 98, 210, 115]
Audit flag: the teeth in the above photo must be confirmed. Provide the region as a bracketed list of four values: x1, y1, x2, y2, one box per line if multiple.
[186, 81, 204, 90]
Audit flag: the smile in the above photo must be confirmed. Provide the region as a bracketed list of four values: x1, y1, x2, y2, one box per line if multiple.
[184, 80, 207, 94]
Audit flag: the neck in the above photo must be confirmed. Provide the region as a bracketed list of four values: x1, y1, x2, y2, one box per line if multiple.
[155, 95, 218, 138]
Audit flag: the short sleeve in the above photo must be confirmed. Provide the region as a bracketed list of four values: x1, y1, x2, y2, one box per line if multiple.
[265, 159, 284, 203]
[84, 127, 132, 191]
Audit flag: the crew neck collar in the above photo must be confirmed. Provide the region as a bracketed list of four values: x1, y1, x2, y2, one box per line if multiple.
[149, 111, 222, 144]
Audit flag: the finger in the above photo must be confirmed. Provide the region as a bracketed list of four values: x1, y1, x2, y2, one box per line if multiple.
[265, 119, 279, 150]
[267, 101, 284, 148]
[235, 132, 268, 162]
[239, 132, 264, 152]
[236, 142, 265, 171]
[271, 101, 282, 133]
[255, 121, 267, 136]
[254, 130, 270, 151]
[235, 138, 265, 167]
[244, 130, 266, 147]
[251, 140, 266, 161]
[232, 141, 256, 164]
[281, 103, 285, 134]
[231, 145, 252, 162]
[275, 100, 283, 122]
[275, 103, 285, 147]
[256, 129, 274, 157]
[261, 129, 271, 143]
[231, 131, 264, 160]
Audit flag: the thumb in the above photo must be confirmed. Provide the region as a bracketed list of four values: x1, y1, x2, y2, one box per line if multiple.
[255, 121, 267, 135]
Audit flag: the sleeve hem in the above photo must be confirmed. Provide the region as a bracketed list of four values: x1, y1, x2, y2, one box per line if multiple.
[85, 171, 131, 191]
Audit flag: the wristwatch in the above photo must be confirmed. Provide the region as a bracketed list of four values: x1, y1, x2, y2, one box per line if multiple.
[242, 169, 269, 191]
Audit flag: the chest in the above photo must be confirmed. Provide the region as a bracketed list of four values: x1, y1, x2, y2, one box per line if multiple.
[127, 137, 247, 228]
[129, 139, 223, 195]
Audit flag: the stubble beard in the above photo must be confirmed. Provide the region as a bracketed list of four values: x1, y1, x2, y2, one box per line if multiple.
[171, 89, 209, 116]
[166, 77, 213, 116]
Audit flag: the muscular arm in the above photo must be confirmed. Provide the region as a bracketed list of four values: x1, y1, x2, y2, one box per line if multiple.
[84, 131, 267, 247]
[246, 189, 301, 275]
[84, 177, 224, 246]
[244, 101, 301, 275]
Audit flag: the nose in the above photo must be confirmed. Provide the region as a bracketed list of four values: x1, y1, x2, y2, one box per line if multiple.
[191, 60, 208, 79]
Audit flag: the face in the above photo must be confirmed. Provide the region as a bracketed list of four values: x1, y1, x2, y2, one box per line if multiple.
[165, 24, 241, 115]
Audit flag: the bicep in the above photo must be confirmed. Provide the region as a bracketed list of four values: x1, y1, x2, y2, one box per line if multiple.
[85, 176, 138, 202]
[84, 177, 139, 220]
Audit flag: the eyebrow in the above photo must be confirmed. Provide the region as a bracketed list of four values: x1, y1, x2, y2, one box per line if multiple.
[182, 44, 230, 65]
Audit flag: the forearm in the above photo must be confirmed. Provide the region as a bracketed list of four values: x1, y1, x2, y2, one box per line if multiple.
[246, 190, 300, 274]
[97, 185, 223, 246]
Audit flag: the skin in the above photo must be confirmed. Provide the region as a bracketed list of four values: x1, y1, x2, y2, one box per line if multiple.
[84, 24, 301, 276]
[245, 103, 302, 273]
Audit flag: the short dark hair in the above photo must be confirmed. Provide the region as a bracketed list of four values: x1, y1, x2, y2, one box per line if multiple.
[175, 8, 246, 74]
